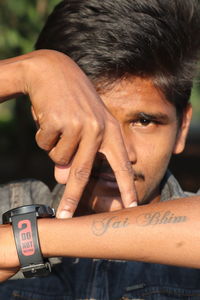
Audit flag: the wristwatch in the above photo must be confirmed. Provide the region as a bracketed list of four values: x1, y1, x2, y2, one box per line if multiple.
[2, 204, 55, 278]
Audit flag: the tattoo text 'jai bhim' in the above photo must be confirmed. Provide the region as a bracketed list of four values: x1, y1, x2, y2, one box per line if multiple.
[136, 210, 187, 226]
[92, 216, 129, 236]
[92, 211, 187, 235]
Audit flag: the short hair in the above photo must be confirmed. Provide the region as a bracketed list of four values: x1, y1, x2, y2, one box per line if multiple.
[35, 0, 200, 120]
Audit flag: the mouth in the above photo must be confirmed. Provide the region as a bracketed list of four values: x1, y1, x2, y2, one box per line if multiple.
[90, 154, 144, 188]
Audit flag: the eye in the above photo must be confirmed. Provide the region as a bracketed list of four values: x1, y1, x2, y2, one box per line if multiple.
[131, 118, 153, 127]
[138, 118, 151, 126]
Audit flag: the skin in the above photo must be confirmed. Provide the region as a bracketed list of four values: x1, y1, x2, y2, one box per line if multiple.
[55, 77, 192, 213]
[1, 196, 200, 282]
[0, 50, 137, 218]
[0, 52, 195, 283]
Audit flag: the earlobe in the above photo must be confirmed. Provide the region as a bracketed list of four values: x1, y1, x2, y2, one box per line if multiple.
[173, 104, 193, 154]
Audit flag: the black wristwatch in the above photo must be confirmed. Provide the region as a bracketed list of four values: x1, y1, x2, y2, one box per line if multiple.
[2, 204, 55, 278]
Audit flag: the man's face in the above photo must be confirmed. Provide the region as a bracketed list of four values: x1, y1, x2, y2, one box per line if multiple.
[55, 76, 192, 213]
[80, 77, 192, 212]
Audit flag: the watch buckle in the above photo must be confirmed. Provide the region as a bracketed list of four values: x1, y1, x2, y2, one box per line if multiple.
[21, 261, 51, 277]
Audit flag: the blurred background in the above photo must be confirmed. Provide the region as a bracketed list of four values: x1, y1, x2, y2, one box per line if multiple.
[0, 0, 199, 192]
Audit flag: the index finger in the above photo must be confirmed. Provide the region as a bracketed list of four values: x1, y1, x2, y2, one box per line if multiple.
[56, 134, 101, 218]
[100, 129, 138, 208]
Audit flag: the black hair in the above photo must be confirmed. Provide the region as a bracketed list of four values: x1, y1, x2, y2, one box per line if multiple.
[35, 0, 200, 120]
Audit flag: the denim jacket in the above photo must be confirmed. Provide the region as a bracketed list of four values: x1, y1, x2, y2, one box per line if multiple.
[0, 173, 200, 300]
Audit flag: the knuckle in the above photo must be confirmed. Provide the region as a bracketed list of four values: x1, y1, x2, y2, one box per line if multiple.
[89, 119, 105, 135]
[64, 197, 79, 210]
[73, 167, 91, 184]
[114, 161, 134, 175]
[35, 135, 51, 151]
[40, 144, 51, 151]
[70, 117, 81, 131]
[122, 161, 134, 173]
[39, 114, 64, 134]
[50, 153, 69, 165]
[120, 188, 134, 199]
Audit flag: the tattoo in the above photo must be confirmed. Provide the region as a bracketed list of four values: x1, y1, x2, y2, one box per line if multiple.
[92, 216, 129, 236]
[136, 210, 187, 226]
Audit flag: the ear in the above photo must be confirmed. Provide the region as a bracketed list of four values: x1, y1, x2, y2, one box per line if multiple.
[173, 104, 192, 154]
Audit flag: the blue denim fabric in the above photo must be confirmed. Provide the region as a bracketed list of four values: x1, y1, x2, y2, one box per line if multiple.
[1, 258, 200, 299]
[0, 177, 200, 300]
[0, 270, 72, 300]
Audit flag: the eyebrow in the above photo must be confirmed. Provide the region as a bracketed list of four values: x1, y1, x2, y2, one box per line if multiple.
[126, 111, 170, 123]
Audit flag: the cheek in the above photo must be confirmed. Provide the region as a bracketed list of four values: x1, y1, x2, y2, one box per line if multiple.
[134, 141, 173, 204]
[133, 129, 178, 174]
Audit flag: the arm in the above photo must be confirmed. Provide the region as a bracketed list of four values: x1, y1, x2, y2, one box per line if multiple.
[40, 196, 200, 268]
[1, 196, 200, 281]
[0, 50, 137, 217]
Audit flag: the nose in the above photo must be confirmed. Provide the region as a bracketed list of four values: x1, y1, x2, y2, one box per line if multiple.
[120, 125, 137, 164]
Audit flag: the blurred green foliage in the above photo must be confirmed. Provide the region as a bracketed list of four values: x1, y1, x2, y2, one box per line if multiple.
[0, 0, 60, 124]
[0, 0, 59, 57]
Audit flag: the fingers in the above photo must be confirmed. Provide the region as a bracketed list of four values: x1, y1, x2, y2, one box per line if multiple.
[35, 111, 82, 165]
[48, 131, 80, 165]
[54, 164, 71, 184]
[56, 133, 101, 218]
[56, 119, 137, 219]
[35, 126, 60, 152]
[36, 126, 80, 165]
[31, 106, 37, 122]
[36, 112, 137, 213]
[100, 122, 138, 208]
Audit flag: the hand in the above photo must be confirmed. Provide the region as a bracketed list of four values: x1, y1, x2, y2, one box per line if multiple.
[0, 225, 19, 282]
[1, 50, 137, 218]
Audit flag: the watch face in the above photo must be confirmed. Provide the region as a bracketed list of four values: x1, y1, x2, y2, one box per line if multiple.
[2, 204, 55, 224]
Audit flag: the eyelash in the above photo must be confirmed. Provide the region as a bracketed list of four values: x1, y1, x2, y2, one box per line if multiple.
[130, 118, 158, 127]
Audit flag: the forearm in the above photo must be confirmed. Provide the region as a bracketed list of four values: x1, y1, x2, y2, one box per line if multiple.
[39, 196, 200, 268]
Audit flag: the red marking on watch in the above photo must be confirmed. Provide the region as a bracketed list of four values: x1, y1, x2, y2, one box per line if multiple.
[18, 220, 35, 256]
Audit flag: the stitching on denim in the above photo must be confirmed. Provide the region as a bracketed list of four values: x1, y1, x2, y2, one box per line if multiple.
[125, 284, 146, 291]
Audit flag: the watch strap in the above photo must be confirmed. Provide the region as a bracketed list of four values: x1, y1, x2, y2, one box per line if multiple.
[12, 211, 51, 278]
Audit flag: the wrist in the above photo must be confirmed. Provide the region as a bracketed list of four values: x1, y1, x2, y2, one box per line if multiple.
[38, 218, 55, 258]
[20, 50, 59, 100]
[2, 204, 55, 278]
[0, 225, 19, 268]
[0, 57, 25, 101]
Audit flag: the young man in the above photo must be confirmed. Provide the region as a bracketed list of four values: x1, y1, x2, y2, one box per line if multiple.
[0, 0, 200, 299]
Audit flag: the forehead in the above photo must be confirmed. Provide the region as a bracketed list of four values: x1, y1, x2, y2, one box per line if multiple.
[99, 77, 177, 119]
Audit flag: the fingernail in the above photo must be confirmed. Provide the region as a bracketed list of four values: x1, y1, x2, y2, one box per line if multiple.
[128, 202, 138, 208]
[57, 210, 72, 219]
